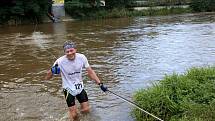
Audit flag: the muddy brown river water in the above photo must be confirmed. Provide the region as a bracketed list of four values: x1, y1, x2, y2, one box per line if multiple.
[0, 12, 215, 121]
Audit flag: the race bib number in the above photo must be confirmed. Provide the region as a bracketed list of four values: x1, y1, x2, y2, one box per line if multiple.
[65, 83, 84, 96]
[75, 83, 82, 90]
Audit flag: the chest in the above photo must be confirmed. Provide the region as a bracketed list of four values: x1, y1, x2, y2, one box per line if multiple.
[60, 59, 84, 72]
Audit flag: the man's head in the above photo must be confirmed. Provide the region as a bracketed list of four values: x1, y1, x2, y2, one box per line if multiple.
[63, 41, 77, 60]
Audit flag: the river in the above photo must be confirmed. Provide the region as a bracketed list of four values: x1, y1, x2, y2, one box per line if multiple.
[0, 12, 215, 121]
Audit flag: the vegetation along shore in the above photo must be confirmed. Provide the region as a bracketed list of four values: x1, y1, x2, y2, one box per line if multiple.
[0, 0, 215, 25]
[133, 66, 215, 121]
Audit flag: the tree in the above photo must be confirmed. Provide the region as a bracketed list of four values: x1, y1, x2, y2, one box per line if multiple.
[190, 0, 215, 12]
[0, 0, 50, 24]
[105, 0, 133, 9]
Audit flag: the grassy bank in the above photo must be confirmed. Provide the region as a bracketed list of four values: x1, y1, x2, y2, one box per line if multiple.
[133, 66, 215, 121]
[65, 6, 192, 20]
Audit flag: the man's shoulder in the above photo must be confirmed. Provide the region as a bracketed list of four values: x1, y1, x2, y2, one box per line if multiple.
[76, 53, 88, 63]
[76, 53, 86, 58]
[57, 55, 67, 61]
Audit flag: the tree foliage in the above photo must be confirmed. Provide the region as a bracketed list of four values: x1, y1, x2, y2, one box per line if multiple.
[105, 0, 133, 9]
[1, 0, 215, 25]
[190, 0, 215, 12]
[0, 0, 49, 24]
[130, 0, 191, 7]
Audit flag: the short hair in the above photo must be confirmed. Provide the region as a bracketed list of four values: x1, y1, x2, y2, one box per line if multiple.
[63, 41, 76, 51]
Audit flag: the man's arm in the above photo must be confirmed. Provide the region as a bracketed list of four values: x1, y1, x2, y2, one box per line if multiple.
[86, 67, 101, 84]
[45, 69, 53, 80]
[86, 66, 108, 92]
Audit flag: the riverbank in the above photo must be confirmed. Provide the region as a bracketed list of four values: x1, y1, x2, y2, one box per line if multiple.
[133, 66, 215, 121]
[65, 5, 192, 20]
[0, 6, 191, 27]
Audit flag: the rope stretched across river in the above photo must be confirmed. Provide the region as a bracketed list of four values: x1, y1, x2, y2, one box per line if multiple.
[107, 90, 164, 121]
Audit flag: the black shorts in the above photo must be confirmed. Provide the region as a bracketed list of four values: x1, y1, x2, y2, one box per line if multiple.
[63, 89, 88, 107]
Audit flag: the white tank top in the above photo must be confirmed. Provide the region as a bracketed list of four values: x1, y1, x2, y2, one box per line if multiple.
[54, 53, 90, 96]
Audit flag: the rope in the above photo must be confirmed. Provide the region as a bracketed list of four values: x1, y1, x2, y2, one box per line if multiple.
[33, 21, 57, 60]
[33, 19, 163, 121]
[107, 90, 164, 121]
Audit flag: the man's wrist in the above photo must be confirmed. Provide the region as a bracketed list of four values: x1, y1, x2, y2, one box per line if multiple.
[98, 82, 103, 86]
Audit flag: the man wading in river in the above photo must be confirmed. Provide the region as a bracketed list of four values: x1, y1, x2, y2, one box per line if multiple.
[45, 41, 107, 120]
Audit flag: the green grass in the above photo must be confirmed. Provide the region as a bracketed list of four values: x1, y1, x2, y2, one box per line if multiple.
[65, 5, 192, 20]
[132, 66, 215, 121]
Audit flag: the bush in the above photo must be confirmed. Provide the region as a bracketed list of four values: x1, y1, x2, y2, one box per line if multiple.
[190, 0, 215, 12]
[0, 0, 49, 25]
[105, 0, 133, 9]
[133, 67, 215, 121]
[65, 1, 99, 19]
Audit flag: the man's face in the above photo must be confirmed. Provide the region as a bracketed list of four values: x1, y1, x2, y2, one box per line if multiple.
[65, 48, 77, 60]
